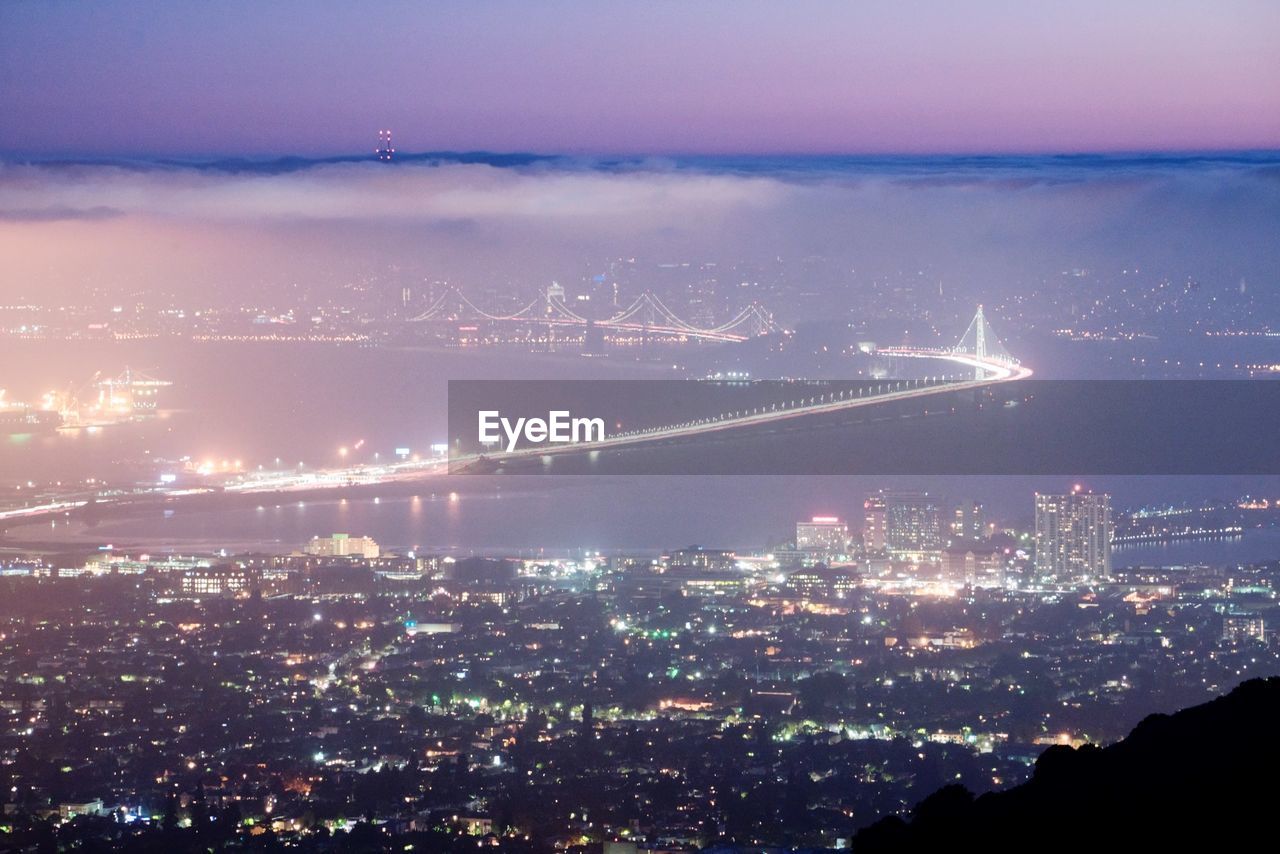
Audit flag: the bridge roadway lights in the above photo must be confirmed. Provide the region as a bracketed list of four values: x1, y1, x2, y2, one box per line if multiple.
[460, 347, 1030, 468]
[409, 288, 778, 343]
[446, 308, 1023, 468]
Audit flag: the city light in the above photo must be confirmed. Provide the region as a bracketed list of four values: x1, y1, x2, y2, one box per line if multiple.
[0, 4, 1274, 848]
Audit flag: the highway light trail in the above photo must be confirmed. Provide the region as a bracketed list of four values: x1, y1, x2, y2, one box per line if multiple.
[456, 347, 1031, 469]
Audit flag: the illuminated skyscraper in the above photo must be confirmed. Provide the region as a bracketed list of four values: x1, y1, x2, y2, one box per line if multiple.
[884, 491, 942, 554]
[863, 495, 886, 551]
[1034, 490, 1112, 581]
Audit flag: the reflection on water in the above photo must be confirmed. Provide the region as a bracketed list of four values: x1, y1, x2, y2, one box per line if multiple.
[15, 487, 682, 555]
[0, 338, 669, 481]
[1113, 530, 1280, 568]
[14, 481, 1280, 568]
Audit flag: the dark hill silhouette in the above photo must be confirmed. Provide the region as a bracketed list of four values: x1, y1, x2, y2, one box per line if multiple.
[854, 677, 1280, 852]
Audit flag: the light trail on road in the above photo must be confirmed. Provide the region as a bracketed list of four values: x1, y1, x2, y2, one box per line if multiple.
[455, 348, 1031, 469]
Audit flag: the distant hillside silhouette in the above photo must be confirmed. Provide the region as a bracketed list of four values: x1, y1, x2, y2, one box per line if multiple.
[855, 678, 1280, 852]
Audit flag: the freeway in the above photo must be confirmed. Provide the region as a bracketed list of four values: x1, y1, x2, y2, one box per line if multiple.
[0, 344, 1027, 526]
[455, 347, 1032, 469]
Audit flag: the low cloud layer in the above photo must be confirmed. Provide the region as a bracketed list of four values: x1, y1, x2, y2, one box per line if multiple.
[1, 154, 1277, 313]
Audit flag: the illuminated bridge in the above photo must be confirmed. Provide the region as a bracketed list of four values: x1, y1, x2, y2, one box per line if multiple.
[0, 308, 1026, 523]
[462, 305, 1030, 467]
[409, 287, 778, 343]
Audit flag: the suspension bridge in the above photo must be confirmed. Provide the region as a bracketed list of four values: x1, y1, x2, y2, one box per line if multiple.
[409, 286, 778, 342]
[458, 305, 1030, 467]
[877, 304, 1018, 379]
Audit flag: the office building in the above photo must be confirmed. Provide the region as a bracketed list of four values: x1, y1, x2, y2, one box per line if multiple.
[305, 533, 381, 559]
[863, 495, 887, 551]
[662, 545, 737, 572]
[1222, 614, 1266, 644]
[941, 541, 1003, 587]
[884, 491, 943, 555]
[796, 516, 849, 555]
[784, 564, 858, 600]
[181, 567, 251, 598]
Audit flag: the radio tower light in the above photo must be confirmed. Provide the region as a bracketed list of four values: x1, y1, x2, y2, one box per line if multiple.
[376, 129, 394, 162]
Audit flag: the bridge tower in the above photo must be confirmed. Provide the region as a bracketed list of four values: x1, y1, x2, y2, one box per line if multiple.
[545, 281, 566, 315]
[955, 304, 1013, 379]
[748, 305, 775, 338]
[974, 304, 986, 361]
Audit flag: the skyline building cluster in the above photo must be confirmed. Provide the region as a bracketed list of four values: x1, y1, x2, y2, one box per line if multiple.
[0, 485, 1271, 849]
[788, 490, 1113, 590]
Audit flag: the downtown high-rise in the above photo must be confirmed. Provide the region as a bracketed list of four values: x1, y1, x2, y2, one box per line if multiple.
[1034, 491, 1112, 582]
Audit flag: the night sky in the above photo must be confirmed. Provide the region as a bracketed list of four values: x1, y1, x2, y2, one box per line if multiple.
[2, 0, 1278, 157]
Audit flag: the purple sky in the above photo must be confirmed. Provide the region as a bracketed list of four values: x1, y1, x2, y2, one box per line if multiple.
[2, 0, 1279, 156]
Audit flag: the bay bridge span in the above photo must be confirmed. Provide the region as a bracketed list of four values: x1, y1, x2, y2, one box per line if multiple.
[0, 308, 1028, 524]
[410, 286, 778, 343]
[458, 305, 1030, 468]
